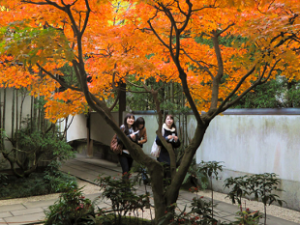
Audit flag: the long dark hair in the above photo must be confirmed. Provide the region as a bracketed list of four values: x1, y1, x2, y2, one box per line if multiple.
[123, 113, 136, 134]
[164, 114, 176, 130]
[135, 117, 145, 130]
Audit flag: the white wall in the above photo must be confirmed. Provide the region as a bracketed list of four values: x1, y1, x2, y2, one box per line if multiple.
[66, 112, 119, 145]
[193, 115, 300, 182]
[64, 110, 300, 210]
[66, 114, 87, 142]
[90, 112, 118, 145]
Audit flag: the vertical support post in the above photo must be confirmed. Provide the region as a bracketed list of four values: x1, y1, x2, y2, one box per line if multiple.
[119, 82, 126, 126]
[86, 109, 93, 158]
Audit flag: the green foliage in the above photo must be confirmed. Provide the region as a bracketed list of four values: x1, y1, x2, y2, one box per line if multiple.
[0, 171, 76, 200]
[158, 196, 261, 225]
[181, 159, 209, 190]
[232, 209, 262, 225]
[45, 183, 96, 225]
[225, 173, 284, 207]
[131, 164, 150, 186]
[0, 122, 75, 177]
[198, 161, 224, 181]
[16, 125, 74, 162]
[247, 173, 284, 207]
[43, 161, 77, 193]
[97, 213, 152, 225]
[225, 173, 284, 225]
[198, 161, 224, 220]
[125, 76, 188, 112]
[158, 197, 229, 225]
[0, 172, 8, 198]
[0, 24, 74, 65]
[96, 174, 151, 225]
[234, 77, 300, 108]
[224, 175, 250, 206]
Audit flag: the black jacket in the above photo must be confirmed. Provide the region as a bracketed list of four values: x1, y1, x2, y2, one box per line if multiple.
[156, 123, 181, 165]
[117, 125, 138, 150]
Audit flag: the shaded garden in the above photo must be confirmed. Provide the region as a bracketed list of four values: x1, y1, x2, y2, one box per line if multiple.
[0, 0, 300, 224]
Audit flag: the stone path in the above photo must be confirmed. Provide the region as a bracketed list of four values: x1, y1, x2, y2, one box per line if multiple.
[0, 156, 298, 225]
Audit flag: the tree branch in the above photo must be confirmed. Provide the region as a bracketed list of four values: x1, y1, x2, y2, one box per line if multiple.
[108, 89, 120, 111]
[217, 23, 235, 37]
[211, 63, 257, 117]
[148, 20, 170, 49]
[80, 0, 91, 37]
[36, 63, 81, 92]
[182, 49, 214, 79]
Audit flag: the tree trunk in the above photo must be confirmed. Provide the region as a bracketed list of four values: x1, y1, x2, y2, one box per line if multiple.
[151, 125, 208, 224]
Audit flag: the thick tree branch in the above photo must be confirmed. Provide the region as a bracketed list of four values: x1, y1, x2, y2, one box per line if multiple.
[36, 63, 81, 92]
[210, 32, 224, 109]
[210, 59, 281, 120]
[210, 64, 257, 118]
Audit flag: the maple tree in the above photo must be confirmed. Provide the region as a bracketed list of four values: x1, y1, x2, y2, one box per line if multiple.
[0, 0, 300, 223]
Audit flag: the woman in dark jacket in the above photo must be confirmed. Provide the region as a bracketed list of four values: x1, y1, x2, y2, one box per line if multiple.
[156, 114, 180, 183]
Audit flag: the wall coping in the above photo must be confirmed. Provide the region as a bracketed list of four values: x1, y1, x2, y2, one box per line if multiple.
[131, 108, 300, 116]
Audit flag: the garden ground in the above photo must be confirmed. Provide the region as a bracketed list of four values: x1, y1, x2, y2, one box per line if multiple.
[0, 155, 299, 225]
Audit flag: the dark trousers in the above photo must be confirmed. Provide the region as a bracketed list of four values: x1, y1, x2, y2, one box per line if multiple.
[118, 153, 133, 182]
[159, 164, 171, 186]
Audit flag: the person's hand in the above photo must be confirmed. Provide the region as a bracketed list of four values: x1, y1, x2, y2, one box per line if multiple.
[173, 136, 178, 142]
[130, 134, 136, 140]
[167, 135, 173, 140]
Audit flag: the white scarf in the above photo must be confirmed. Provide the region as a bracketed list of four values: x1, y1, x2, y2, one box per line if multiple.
[163, 123, 176, 132]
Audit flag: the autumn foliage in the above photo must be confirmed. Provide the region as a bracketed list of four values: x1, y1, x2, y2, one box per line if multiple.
[1, 1, 300, 223]
[0, 1, 299, 122]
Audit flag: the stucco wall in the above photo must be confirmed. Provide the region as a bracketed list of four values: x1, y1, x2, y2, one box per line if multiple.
[90, 112, 118, 145]
[193, 115, 300, 181]
[65, 109, 300, 210]
[66, 112, 119, 145]
[190, 112, 300, 211]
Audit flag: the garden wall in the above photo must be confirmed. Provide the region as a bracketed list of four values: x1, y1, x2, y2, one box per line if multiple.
[66, 109, 300, 211]
[190, 109, 300, 211]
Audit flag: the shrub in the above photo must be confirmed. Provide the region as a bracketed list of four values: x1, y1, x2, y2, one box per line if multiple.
[45, 182, 96, 225]
[96, 174, 151, 225]
[0, 172, 8, 198]
[0, 120, 75, 178]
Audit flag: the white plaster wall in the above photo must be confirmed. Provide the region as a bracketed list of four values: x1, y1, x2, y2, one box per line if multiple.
[193, 115, 300, 182]
[62, 111, 300, 210]
[66, 114, 87, 142]
[90, 112, 118, 145]
[66, 112, 119, 145]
